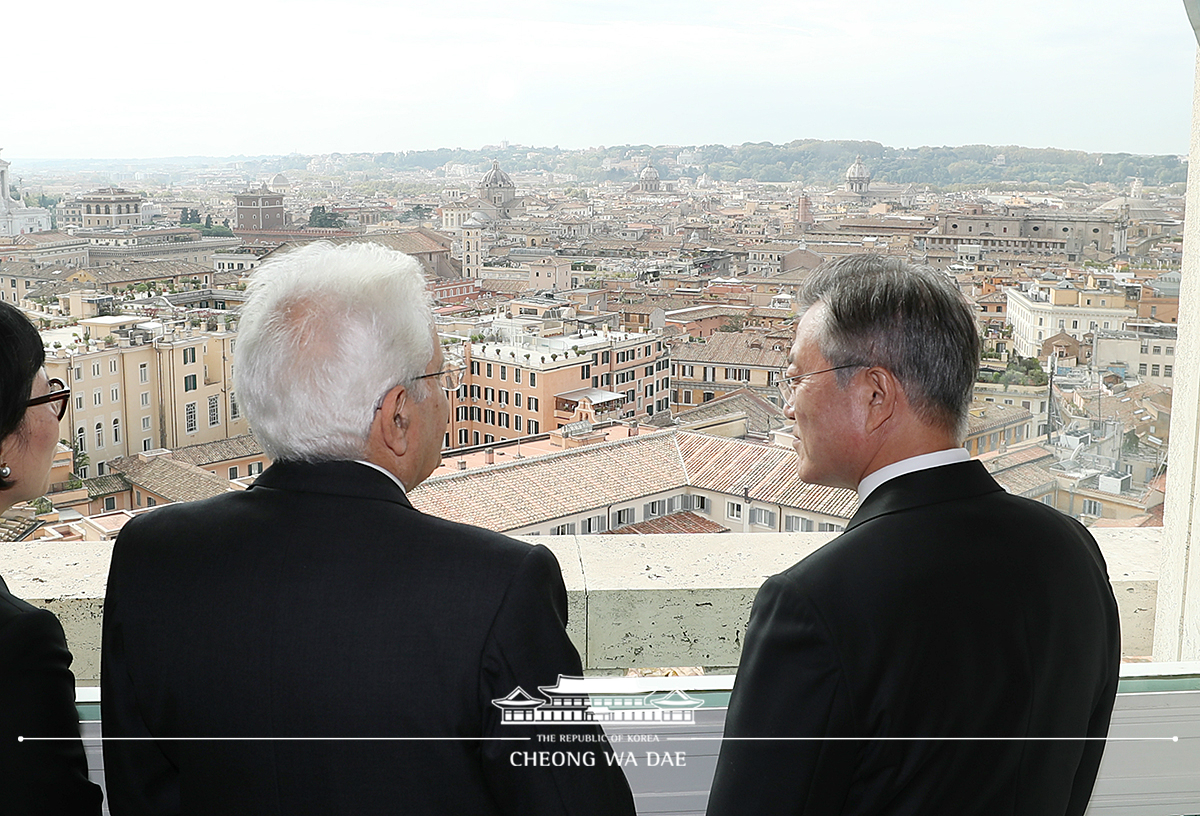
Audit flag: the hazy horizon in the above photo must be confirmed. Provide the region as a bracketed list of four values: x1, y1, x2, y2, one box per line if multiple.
[6, 0, 1196, 162]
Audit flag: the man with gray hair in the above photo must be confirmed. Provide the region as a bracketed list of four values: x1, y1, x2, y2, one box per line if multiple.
[101, 242, 635, 815]
[707, 255, 1120, 816]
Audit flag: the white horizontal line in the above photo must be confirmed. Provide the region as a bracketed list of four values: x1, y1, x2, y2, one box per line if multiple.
[22, 736, 533, 742]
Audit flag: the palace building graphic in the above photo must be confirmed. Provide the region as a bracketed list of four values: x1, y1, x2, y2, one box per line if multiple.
[492, 676, 703, 724]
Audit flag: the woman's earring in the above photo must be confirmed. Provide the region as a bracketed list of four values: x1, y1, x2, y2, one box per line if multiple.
[0, 464, 11, 479]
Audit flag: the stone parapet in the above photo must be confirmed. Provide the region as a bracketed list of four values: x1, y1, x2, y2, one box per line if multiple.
[1, 528, 1162, 684]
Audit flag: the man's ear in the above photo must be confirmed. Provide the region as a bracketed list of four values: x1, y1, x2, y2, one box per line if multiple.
[861, 366, 899, 433]
[375, 384, 410, 457]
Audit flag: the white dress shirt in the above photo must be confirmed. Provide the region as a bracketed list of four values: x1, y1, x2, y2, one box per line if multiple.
[856, 448, 971, 504]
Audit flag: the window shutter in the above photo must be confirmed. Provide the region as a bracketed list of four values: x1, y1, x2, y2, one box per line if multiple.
[644, 503, 652, 519]
[598, 515, 608, 532]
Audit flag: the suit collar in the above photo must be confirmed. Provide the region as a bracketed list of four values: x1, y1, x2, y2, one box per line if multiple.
[845, 460, 1002, 532]
[250, 460, 414, 509]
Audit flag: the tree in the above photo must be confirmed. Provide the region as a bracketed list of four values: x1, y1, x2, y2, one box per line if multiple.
[308, 206, 345, 229]
[205, 213, 213, 229]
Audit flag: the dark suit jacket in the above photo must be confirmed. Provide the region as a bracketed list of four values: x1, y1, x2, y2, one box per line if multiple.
[0, 576, 104, 815]
[101, 460, 635, 816]
[707, 460, 1121, 816]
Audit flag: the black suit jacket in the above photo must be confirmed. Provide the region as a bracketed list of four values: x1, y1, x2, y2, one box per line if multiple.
[707, 460, 1121, 816]
[101, 460, 635, 816]
[0, 575, 104, 815]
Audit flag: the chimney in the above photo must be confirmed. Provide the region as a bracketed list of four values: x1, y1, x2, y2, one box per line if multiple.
[485, 448, 494, 465]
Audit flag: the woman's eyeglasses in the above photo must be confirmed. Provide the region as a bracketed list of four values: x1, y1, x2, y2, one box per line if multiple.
[27, 378, 70, 421]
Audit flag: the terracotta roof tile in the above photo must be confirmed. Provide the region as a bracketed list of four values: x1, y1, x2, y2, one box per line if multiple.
[611, 511, 729, 535]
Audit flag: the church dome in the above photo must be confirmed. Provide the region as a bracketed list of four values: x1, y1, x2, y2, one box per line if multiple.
[640, 164, 660, 181]
[480, 161, 514, 189]
[846, 156, 871, 182]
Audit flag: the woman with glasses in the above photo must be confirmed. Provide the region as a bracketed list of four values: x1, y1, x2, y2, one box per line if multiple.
[0, 301, 103, 814]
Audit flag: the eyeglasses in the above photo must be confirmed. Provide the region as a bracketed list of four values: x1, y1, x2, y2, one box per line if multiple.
[777, 364, 863, 402]
[412, 355, 466, 395]
[27, 378, 71, 421]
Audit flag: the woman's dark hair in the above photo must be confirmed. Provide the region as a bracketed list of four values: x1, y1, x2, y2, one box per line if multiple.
[0, 301, 46, 490]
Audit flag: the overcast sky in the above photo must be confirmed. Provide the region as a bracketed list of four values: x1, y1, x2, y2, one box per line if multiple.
[5, 0, 1197, 161]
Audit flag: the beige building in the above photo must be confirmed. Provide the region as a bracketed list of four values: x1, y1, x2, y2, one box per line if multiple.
[450, 311, 668, 448]
[1006, 281, 1137, 358]
[65, 188, 146, 229]
[44, 320, 247, 478]
[669, 331, 790, 410]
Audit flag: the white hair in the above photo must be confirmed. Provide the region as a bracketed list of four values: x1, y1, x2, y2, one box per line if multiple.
[234, 241, 436, 462]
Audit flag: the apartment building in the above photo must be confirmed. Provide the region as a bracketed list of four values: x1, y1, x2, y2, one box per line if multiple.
[669, 331, 789, 410]
[449, 309, 668, 448]
[44, 319, 247, 477]
[1006, 281, 1136, 358]
[1093, 327, 1178, 387]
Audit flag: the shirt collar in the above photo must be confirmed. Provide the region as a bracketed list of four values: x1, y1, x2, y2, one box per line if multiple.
[857, 448, 971, 503]
[353, 460, 408, 495]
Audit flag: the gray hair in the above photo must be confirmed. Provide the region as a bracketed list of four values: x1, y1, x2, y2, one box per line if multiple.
[234, 241, 436, 462]
[799, 254, 980, 440]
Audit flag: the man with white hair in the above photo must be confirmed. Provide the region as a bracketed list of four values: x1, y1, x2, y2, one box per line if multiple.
[101, 242, 636, 816]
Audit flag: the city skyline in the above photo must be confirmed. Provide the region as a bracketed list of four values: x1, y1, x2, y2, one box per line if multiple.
[6, 0, 1196, 161]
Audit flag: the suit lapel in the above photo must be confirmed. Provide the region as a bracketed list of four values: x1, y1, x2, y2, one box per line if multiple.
[845, 460, 1002, 532]
[249, 460, 416, 509]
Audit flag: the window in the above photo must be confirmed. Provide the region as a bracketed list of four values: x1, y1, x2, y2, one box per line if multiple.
[1165, 365, 1173, 378]
[146, 496, 157, 507]
[104, 497, 116, 512]
[614, 507, 635, 527]
[92, 389, 102, 406]
[112, 418, 121, 444]
[1152, 365, 1160, 377]
[92, 363, 101, 377]
[581, 515, 608, 534]
[514, 393, 522, 408]
[139, 363, 148, 383]
[470, 360, 480, 375]
[143, 438, 152, 452]
[784, 514, 811, 532]
[1153, 346, 1162, 355]
[498, 412, 509, 429]
[110, 359, 118, 374]
[142, 416, 151, 430]
[693, 495, 707, 513]
[484, 387, 494, 402]
[458, 428, 469, 445]
[95, 422, 104, 448]
[514, 415, 522, 431]
[248, 462, 263, 476]
[78, 465, 88, 479]
[499, 390, 508, 405]
[229, 466, 239, 479]
[230, 391, 240, 420]
[183, 347, 196, 364]
[550, 523, 577, 536]
[185, 402, 197, 433]
[184, 374, 197, 391]
[75, 394, 84, 410]
[727, 502, 742, 521]
[750, 507, 777, 528]
[1071, 320, 1078, 329]
[1082, 499, 1102, 516]
[581, 364, 590, 379]
[527, 420, 539, 434]
[818, 522, 844, 532]
[646, 499, 666, 518]
[1139, 363, 1148, 376]
[486, 363, 493, 378]
[500, 366, 507, 381]
[111, 387, 119, 402]
[208, 395, 220, 426]
[484, 409, 495, 425]
[74, 366, 82, 380]
[527, 397, 539, 412]
[529, 373, 536, 387]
